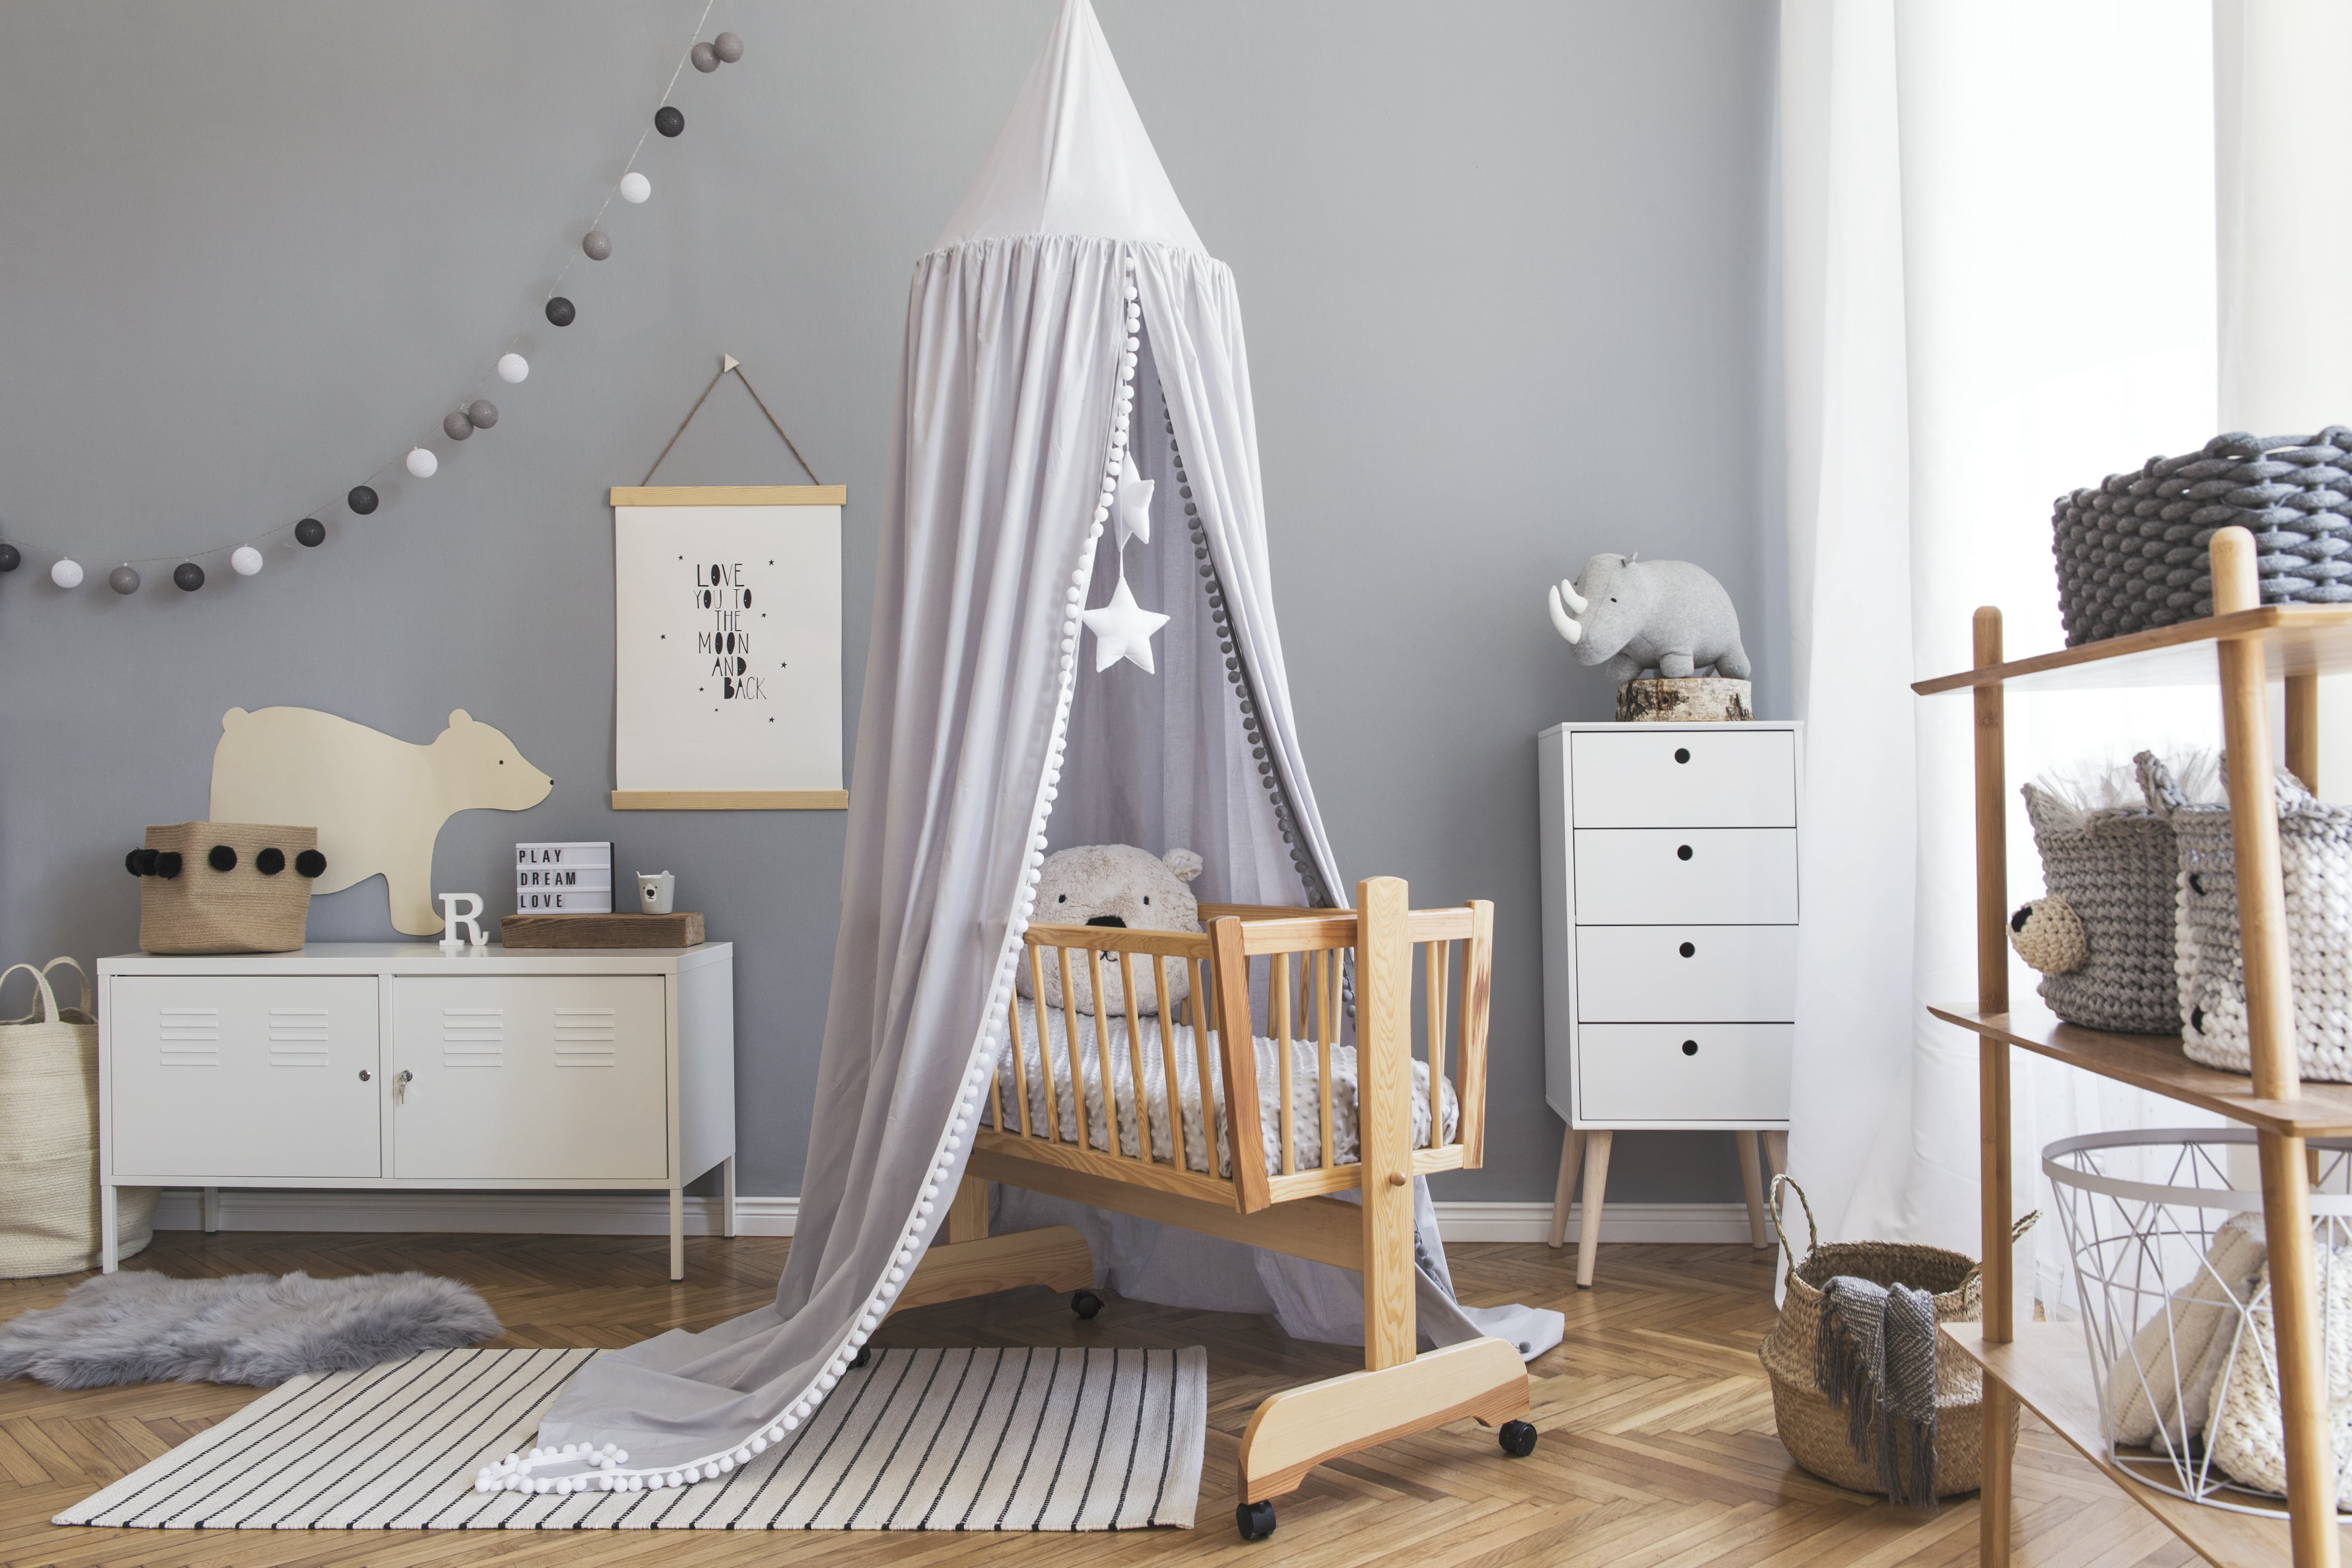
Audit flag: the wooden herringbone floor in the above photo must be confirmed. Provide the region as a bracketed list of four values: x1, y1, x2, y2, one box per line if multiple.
[0, 1231, 2193, 1567]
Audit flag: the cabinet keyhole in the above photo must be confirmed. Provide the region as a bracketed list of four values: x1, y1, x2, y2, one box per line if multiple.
[1674, 748, 1690, 764]
[1681, 1040, 1699, 1056]
[1676, 844, 1693, 861]
[1678, 942, 1695, 958]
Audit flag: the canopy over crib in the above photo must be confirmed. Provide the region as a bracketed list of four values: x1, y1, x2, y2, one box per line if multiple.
[499, 0, 1557, 1490]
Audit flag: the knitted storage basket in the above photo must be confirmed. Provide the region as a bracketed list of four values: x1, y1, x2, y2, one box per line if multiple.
[2018, 767, 2189, 1035]
[2053, 427, 2352, 647]
[1758, 1178, 2027, 1498]
[2140, 752, 2352, 1081]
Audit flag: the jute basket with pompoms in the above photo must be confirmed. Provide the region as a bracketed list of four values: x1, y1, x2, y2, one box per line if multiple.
[1758, 1177, 2031, 1499]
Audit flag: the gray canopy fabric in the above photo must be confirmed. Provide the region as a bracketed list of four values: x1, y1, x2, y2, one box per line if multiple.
[485, 0, 1555, 1498]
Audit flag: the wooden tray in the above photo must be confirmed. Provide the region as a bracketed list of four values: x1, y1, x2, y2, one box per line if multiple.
[500, 912, 706, 949]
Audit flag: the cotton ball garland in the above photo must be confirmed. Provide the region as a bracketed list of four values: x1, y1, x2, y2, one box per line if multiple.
[545, 296, 577, 327]
[348, 485, 379, 515]
[691, 41, 719, 72]
[582, 228, 612, 262]
[405, 447, 438, 478]
[713, 31, 743, 62]
[173, 561, 204, 592]
[231, 545, 263, 576]
[619, 171, 652, 204]
[295, 517, 326, 547]
[0, 542, 18, 572]
[49, 558, 83, 588]
[109, 565, 141, 594]
[467, 399, 498, 429]
[444, 410, 475, 441]
[497, 352, 530, 383]
[654, 106, 684, 138]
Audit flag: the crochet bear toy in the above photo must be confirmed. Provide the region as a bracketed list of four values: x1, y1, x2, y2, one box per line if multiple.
[1019, 843, 1204, 1015]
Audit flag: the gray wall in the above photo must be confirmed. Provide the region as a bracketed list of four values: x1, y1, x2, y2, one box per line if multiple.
[0, 1, 1781, 1208]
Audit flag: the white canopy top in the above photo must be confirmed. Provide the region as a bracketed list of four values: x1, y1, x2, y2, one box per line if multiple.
[934, 0, 1205, 254]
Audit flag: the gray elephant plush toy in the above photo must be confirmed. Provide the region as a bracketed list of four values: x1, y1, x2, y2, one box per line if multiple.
[1546, 554, 1750, 682]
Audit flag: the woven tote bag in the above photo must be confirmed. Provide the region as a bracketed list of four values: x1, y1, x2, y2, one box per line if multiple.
[1758, 1178, 2027, 1498]
[2141, 753, 2352, 1081]
[0, 959, 155, 1277]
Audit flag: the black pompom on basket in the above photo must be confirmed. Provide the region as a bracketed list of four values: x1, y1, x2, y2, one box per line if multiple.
[2053, 426, 2352, 647]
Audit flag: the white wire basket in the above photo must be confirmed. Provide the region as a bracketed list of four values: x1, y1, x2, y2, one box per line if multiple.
[2043, 1128, 2352, 1517]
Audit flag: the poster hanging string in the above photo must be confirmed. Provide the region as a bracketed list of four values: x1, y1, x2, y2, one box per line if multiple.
[641, 355, 822, 486]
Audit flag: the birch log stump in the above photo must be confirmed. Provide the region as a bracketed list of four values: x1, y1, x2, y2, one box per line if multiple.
[1615, 677, 1753, 723]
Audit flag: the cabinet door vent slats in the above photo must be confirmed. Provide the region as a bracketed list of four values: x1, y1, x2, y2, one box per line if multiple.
[157, 1006, 221, 1067]
[554, 1007, 618, 1068]
[440, 1007, 505, 1069]
[266, 1006, 330, 1067]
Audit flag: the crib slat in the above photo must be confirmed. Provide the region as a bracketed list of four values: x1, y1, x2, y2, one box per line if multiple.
[1192, 957, 1220, 1177]
[1057, 944, 1089, 1153]
[1029, 944, 1059, 1145]
[1426, 940, 1447, 1151]
[1086, 947, 1120, 1158]
[1119, 951, 1151, 1165]
[1154, 953, 1187, 1174]
[1006, 992, 1031, 1138]
[1317, 948, 1335, 1171]
[1276, 951, 1295, 1176]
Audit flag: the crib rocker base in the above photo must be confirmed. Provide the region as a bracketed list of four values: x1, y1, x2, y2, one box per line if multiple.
[1233, 1336, 1532, 1504]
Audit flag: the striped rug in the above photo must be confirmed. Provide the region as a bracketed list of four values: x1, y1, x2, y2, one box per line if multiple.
[56, 1345, 1206, 1531]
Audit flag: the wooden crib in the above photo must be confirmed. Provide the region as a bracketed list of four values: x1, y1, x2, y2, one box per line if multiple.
[895, 876, 1534, 1540]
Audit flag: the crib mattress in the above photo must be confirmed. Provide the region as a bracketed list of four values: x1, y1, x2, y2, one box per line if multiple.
[988, 1000, 1458, 1179]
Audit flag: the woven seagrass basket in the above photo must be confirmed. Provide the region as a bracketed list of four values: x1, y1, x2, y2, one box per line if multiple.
[1759, 1178, 2027, 1499]
[2053, 427, 2352, 647]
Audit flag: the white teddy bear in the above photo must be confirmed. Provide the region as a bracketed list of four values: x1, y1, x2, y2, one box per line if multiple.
[1021, 844, 1205, 1015]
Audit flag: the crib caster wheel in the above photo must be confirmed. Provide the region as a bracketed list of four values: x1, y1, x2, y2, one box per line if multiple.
[851, 1345, 870, 1369]
[1236, 1500, 1277, 1541]
[1070, 1289, 1104, 1320]
[1498, 1419, 1538, 1458]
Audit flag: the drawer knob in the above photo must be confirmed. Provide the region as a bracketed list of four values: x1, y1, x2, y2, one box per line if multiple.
[1678, 941, 1695, 958]
[1676, 844, 1693, 861]
[1674, 748, 1690, 764]
[1682, 1040, 1699, 1056]
[358, 1068, 371, 1082]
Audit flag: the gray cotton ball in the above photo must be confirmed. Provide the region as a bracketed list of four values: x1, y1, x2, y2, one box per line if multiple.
[691, 41, 719, 72]
[713, 31, 743, 63]
[582, 229, 612, 262]
[443, 410, 474, 441]
[108, 565, 140, 595]
[466, 399, 498, 430]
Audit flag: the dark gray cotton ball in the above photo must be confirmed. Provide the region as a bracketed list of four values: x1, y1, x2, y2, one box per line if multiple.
[467, 399, 498, 429]
[691, 41, 719, 72]
[582, 228, 612, 262]
[108, 565, 140, 595]
[713, 31, 743, 62]
[443, 410, 474, 441]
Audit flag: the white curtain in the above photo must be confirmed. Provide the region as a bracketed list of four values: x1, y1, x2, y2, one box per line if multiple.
[1778, 0, 2269, 1313]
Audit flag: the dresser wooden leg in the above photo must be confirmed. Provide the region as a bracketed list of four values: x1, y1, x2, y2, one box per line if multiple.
[1737, 1133, 1770, 1248]
[201, 1186, 222, 1234]
[668, 1187, 685, 1281]
[1549, 1127, 1584, 1249]
[1980, 1379, 2016, 1566]
[1575, 1130, 1613, 1288]
[1762, 1130, 1787, 1178]
[100, 1185, 118, 1274]
[721, 1155, 738, 1239]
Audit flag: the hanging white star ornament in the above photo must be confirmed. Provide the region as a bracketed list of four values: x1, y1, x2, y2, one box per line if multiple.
[1115, 466, 1155, 549]
[1082, 576, 1171, 673]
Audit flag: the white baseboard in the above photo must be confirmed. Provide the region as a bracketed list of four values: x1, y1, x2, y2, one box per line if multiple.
[151, 1190, 1758, 1247]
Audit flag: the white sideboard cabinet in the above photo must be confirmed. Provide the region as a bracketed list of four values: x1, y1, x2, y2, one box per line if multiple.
[98, 943, 734, 1279]
[1538, 722, 1800, 1287]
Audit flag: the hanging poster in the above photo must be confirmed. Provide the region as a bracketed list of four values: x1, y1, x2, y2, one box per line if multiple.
[610, 485, 847, 809]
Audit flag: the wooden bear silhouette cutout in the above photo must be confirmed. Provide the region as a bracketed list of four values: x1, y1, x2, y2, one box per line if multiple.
[209, 707, 552, 936]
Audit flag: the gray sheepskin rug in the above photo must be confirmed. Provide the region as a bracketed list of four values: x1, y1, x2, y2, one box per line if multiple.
[0, 1271, 501, 1389]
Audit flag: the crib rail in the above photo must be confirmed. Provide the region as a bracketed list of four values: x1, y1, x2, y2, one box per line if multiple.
[981, 878, 1493, 1214]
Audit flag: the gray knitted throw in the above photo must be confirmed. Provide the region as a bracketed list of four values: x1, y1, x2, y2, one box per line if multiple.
[1816, 1275, 1940, 1507]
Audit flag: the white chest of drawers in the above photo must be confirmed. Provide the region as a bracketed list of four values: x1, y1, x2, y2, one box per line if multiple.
[1537, 721, 1801, 1285]
[96, 943, 735, 1280]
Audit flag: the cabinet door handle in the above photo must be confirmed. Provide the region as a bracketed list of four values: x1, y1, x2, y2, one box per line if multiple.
[1676, 844, 1693, 861]
[358, 1068, 372, 1082]
[1678, 941, 1695, 958]
[1674, 748, 1690, 764]
[1681, 1040, 1699, 1057]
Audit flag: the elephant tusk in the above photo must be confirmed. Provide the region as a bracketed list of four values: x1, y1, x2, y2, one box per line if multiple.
[1558, 579, 1589, 615]
[1547, 584, 1584, 644]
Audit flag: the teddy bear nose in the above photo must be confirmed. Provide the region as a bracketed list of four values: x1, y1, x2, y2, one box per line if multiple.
[1085, 914, 1128, 929]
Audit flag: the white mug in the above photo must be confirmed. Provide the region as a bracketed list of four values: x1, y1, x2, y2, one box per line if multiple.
[636, 872, 676, 915]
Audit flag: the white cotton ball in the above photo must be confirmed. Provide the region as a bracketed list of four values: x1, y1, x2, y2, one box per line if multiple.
[918, 1201, 934, 1216]
[612, 1448, 629, 1465]
[1125, 285, 1138, 301]
[665, 1471, 684, 1488]
[921, 1182, 938, 1200]
[1124, 337, 1139, 352]
[717, 1457, 735, 1473]
[1094, 506, 1110, 523]
[782, 1414, 801, 1431]
[405, 446, 438, 478]
[750, 1437, 767, 1454]
[818, 1373, 838, 1392]
[619, 171, 652, 203]
[497, 352, 530, 383]
[49, 558, 83, 589]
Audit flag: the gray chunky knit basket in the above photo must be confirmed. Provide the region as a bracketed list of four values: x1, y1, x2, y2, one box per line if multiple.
[2139, 752, 2352, 1082]
[2052, 427, 2352, 647]
[2019, 777, 2184, 1035]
